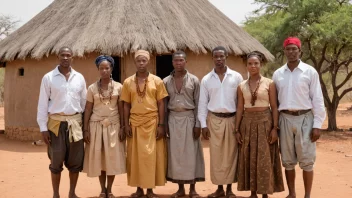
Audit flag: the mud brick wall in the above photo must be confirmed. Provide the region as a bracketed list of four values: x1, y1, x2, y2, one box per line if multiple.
[5, 126, 42, 141]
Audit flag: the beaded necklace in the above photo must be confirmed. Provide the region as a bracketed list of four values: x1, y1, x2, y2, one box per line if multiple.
[248, 76, 261, 106]
[97, 79, 114, 105]
[135, 74, 148, 103]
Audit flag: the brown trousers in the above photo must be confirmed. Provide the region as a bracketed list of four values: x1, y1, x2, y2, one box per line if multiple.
[47, 121, 84, 174]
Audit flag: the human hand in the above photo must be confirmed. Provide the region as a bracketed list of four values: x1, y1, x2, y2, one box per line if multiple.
[193, 127, 201, 140]
[42, 131, 51, 145]
[202, 127, 211, 140]
[156, 125, 164, 140]
[310, 128, 321, 142]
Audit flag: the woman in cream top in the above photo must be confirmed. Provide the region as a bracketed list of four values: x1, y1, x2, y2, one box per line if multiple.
[235, 51, 284, 198]
[82, 55, 126, 198]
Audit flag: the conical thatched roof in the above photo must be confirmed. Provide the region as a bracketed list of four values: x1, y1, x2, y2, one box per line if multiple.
[0, 0, 274, 61]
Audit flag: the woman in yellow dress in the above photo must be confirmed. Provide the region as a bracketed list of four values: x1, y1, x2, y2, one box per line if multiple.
[83, 55, 126, 198]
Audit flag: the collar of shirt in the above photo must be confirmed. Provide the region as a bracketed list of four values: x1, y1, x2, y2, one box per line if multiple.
[133, 72, 155, 82]
[210, 66, 233, 78]
[53, 65, 77, 78]
[170, 70, 189, 80]
[283, 60, 308, 72]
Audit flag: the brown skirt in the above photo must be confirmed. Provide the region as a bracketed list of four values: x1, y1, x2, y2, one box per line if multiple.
[237, 109, 284, 194]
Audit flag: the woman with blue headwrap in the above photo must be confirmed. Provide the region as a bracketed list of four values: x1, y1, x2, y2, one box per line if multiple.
[82, 55, 126, 198]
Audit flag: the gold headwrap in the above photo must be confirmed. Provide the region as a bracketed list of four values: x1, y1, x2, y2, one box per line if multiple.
[134, 50, 150, 61]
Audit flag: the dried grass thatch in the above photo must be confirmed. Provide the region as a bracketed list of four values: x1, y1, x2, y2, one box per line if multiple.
[0, 0, 274, 61]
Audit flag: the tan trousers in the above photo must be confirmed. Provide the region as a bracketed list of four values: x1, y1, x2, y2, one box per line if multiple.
[207, 113, 238, 185]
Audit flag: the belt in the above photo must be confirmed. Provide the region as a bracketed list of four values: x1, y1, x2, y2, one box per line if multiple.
[211, 112, 236, 118]
[281, 109, 311, 116]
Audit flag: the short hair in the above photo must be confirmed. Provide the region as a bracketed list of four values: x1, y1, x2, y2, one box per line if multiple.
[172, 50, 187, 60]
[246, 51, 268, 65]
[212, 46, 228, 56]
[58, 46, 73, 55]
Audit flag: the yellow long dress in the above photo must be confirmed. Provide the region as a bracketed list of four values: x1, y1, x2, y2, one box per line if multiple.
[120, 73, 168, 189]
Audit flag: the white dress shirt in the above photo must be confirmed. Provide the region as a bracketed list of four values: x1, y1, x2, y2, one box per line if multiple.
[272, 61, 326, 128]
[198, 67, 243, 128]
[37, 66, 87, 132]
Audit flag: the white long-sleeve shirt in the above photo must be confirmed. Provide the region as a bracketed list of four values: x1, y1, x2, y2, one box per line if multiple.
[198, 67, 243, 128]
[272, 61, 326, 128]
[37, 66, 87, 132]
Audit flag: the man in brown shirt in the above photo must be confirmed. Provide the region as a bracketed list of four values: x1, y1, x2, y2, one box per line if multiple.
[164, 51, 205, 198]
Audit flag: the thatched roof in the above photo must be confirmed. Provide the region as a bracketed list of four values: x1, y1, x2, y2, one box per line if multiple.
[0, 0, 274, 61]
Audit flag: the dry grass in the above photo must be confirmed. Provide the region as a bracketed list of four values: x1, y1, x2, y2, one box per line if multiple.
[0, 0, 273, 61]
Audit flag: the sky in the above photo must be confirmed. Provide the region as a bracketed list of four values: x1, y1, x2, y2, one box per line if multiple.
[0, 0, 259, 28]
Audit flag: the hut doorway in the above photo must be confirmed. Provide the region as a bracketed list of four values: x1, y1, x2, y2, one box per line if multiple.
[156, 55, 173, 79]
[112, 56, 121, 83]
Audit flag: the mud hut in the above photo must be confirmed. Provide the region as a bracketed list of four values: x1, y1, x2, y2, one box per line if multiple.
[0, 0, 273, 141]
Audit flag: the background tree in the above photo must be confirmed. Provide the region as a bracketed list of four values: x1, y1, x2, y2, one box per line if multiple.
[244, 0, 352, 131]
[0, 14, 19, 105]
[0, 14, 18, 40]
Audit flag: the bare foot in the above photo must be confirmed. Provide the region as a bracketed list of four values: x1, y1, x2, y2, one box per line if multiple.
[146, 192, 159, 198]
[98, 192, 106, 198]
[262, 194, 268, 198]
[68, 192, 79, 198]
[130, 188, 144, 198]
[171, 188, 186, 198]
[108, 193, 117, 198]
[189, 190, 201, 198]
[226, 190, 236, 198]
[208, 189, 225, 198]
[285, 195, 296, 198]
[189, 190, 200, 198]
[53, 194, 60, 198]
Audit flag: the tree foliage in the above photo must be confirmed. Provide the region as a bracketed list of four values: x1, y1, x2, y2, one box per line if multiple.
[244, 0, 352, 130]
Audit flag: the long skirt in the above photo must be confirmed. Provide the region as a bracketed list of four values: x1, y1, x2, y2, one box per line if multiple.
[127, 116, 167, 188]
[207, 113, 238, 185]
[83, 120, 126, 177]
[167, 110, 205, 184]
[237, 109, 284, 194]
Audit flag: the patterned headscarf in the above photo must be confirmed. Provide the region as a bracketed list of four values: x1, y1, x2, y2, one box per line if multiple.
[95, 55, 115, 68]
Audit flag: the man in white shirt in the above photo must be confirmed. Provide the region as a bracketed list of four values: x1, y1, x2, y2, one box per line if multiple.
[198, 46, 243, 198]
[37, 47, 87, 198]
[272, 37, 326, 198]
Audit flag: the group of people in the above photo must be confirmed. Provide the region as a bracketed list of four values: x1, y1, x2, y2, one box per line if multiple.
[37, 36, 326, 198]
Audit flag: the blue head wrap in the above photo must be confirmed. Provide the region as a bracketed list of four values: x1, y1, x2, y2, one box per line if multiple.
[95, 55, 115, 68]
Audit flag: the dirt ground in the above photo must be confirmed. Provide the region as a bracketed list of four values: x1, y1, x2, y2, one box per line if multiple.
[0, 106, 352, 198]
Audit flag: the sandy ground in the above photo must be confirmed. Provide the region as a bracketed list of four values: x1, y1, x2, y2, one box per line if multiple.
[0, 106, 352, 198]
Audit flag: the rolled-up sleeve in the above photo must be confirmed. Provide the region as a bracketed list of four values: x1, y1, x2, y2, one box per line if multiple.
[37, 76, 50, 132]
[309, 71, 326, 128]
[198, 78, 209, 128]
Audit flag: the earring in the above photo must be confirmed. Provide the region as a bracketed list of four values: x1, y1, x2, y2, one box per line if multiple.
[110, 74, 113, 79]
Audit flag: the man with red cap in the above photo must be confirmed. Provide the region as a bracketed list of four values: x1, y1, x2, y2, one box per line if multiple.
[272, 37, 326, 198]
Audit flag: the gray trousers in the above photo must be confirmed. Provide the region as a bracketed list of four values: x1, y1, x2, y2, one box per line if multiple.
[279, 111, 315, 171]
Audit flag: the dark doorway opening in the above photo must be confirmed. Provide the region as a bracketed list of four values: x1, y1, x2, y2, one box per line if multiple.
[112, 56, 121, 83]
[156, 55, 173, 79]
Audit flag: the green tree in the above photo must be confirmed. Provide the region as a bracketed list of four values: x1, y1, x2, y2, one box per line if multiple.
[244, 0, 352, 131]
